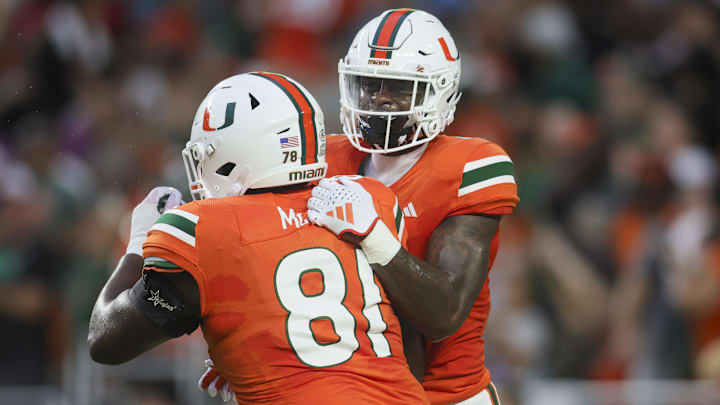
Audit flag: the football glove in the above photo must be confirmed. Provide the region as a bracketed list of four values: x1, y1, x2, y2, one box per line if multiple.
[198, 359, 236, 403]
[308, 176, 401, 265]
[126, 186, 183, 256]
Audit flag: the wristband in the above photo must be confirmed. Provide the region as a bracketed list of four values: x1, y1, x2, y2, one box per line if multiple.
[359, 221, 401, 266]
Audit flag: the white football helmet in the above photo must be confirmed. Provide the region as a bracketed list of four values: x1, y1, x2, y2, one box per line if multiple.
[183, 72, 327, 200]
[339, 8, 461, 154]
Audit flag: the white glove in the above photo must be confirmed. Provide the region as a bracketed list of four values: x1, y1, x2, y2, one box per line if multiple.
[307, 176, 380, 238]
[198, 359, 236, 403]
[126, 186, 184, 256]
[308, 176, 401, 265]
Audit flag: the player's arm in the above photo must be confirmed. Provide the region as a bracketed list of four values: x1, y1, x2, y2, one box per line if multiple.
[88, 254, 194, 364]
[308, 176, 500, 341]
[88, 186, 200, 364]
[371, 214, 498, 341]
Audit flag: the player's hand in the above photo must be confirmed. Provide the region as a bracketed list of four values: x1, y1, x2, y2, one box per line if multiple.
[307, 176, 380, 244]
[126, 186, 184, 256]
[308, 176, 401, 265]
[198, 359, 236, 403]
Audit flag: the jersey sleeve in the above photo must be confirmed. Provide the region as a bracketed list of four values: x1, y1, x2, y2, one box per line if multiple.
[357, 177, 408, 249]
[142, 201, 209, 315]
[449, 141, 519, 217]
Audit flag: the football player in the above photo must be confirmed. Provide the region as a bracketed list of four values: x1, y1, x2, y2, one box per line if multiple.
[314, 9, 517, 405]
[88, 72, 430, 404]
[198, 9, 518, 404]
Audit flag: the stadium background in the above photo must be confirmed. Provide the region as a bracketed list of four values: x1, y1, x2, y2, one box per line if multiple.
[2, 0, 720, 404]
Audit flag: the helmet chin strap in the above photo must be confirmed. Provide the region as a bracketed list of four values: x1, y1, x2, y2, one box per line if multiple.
[228, 165, 252, 196]
[360, 115, 415, 149]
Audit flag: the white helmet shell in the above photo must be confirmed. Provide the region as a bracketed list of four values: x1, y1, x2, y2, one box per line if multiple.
[183, 72, 327, 200]
[339, 8, 461, 153]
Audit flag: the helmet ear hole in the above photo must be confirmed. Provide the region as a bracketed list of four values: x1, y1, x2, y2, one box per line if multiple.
[215, 162, 236, 176]
[437, 74, 451, 89]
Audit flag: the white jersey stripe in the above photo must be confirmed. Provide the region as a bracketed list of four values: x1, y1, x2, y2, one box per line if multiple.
[355, 250, 392, 357]
[407, 202, 417, 217]
[150, 223, 196, 247]
[165, 208, 199, 224]
[458, 175, 515, 197]
[463, 155, 513, 173]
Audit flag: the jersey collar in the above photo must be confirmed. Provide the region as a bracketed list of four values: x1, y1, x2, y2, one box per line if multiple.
[359, 143, 428, 187]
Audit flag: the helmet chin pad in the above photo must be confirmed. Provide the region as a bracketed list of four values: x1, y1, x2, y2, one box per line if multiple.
[359, 115, 413, 149]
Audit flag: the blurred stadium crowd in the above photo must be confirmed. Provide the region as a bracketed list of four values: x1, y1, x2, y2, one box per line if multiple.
[1, 0, 720, 404]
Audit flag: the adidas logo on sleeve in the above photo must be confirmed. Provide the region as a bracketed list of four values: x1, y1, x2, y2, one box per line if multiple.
[402, 202, 417, 218]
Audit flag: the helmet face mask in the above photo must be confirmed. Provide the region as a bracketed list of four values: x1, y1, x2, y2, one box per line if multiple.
[339, 9, 461, 154]
[344, 75, 429, 150]
[183, 72, 327, 200]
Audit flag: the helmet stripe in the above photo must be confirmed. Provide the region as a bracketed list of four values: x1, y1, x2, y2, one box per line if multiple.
[250, 72, 318, 165]
[369, 11, 394, 58]
[370, 8, 415, 59]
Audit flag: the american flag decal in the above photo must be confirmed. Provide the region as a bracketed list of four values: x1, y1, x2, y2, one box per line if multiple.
[280, 136, 299, 148]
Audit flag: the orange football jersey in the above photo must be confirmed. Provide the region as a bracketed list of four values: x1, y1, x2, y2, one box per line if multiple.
[326, 134, 519, 405]
[142, 178, 428, 405]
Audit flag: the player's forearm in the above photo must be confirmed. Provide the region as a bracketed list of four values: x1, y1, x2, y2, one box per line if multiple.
[371, 215, 497, 341]
[371, 249, 461, 341]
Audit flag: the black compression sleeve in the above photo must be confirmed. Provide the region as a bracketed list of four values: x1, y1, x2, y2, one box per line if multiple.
[129, 270, 201, 338]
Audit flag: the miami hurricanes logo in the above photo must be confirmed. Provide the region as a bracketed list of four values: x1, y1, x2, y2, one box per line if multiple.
[438, 37, 458, 61]
[203, 102, 236, 131]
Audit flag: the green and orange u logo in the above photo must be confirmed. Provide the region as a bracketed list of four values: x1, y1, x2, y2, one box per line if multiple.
[203, 102, 236, 131]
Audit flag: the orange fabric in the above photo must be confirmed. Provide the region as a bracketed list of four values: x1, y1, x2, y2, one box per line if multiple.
[143, 182, 427, 404]
[325, 134, 519, 404]
[611, 208, 647, 272]
[694, 242, 720, 352]
[325, 134, 367, 177]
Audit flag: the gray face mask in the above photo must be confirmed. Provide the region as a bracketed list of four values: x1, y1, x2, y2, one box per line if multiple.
[359, 115, 413, 149]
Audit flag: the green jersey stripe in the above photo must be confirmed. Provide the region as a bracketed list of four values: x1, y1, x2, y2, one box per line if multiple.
[394, 200, 403, 233]
[391, 197, 405, 241]
[488, 382, 500, 405]
[155, 213, 196, 237]
[460, 161, 514, 190]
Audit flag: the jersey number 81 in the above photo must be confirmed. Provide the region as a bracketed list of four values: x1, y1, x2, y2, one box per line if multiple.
[274, 247, 391, 368]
